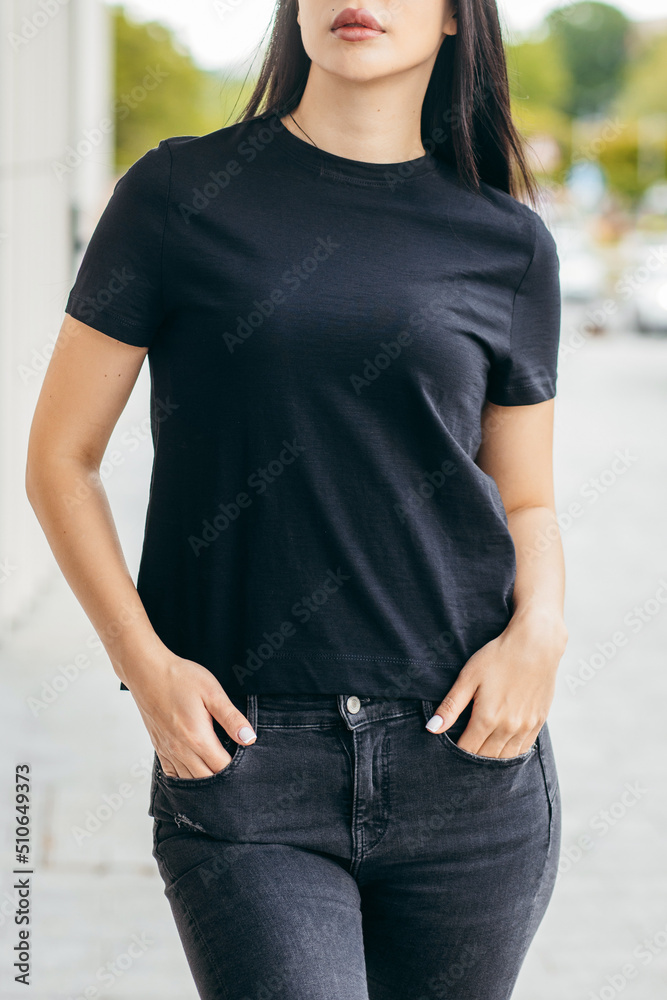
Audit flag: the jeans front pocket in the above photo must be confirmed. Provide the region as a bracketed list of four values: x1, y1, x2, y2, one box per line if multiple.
[150, 695, 257, 839]
[154, 694, 257, 788]
[423, 698, 540, 767]
[154, 730, 246, 787]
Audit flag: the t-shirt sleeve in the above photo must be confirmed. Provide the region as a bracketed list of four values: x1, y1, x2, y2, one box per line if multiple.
[485, 212, 561, 406]
[64, 139, 172, 349]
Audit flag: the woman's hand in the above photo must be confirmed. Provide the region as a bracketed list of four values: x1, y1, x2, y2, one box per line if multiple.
[125, 651, 257, 779]
[425, 609, 568, 758]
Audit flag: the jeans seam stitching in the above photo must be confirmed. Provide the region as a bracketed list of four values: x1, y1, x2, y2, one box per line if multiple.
[362, 729, 392, 858]
[256, 722, 343, 730]
[434, 734, 537, 766]
[149, 756, 159, 815]
[349, 710, 420, 729]
[335, 729, 354, 773]
[153, 822, 179, 884]
[510, 733, 558, 979]
[350, 729, 362, 874]
[428, 702, 539, 766]
[168, 878, 233, 1000]
[154, 747, 247, 786]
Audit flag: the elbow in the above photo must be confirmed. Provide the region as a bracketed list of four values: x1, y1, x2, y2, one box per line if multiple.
[25, 443, 99, 507]
[505, 501, 556, 518]
[25, 439, 55, 505]
[25, 440, 35, 503]
[25, 449, 41, 507]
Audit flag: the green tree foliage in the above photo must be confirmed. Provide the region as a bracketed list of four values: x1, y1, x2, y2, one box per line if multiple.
[113, 5, 253, 169]
[505, 32, 573, 171]
[596, 125, 648, 203]
[506, 33, 572, 115]
[614, 31, 667, 119]
[546, 2, 631, 117]
[110, 1, 665, 204]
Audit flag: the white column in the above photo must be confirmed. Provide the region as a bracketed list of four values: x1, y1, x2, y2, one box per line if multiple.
[0, 0, 112, 627]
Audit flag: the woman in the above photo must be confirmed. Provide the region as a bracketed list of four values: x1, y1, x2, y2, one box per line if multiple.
[26, 0, 568, 996]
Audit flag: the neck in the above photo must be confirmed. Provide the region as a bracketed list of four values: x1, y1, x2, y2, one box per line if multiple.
[280, 64, 432, 162]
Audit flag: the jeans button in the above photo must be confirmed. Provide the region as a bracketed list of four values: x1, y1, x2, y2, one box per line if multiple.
[346, 696, 361, 714]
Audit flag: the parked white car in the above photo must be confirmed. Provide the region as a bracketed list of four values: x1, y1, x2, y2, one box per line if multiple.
[635, 272, 667, 332]
[617, 230, 667, 334]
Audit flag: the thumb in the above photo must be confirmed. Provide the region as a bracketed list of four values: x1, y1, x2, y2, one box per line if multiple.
[425, 672, 476, 733]
[206, 690, 256, 745]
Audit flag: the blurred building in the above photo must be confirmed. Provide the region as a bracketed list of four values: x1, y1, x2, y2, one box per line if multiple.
[0, 0, 112, 628]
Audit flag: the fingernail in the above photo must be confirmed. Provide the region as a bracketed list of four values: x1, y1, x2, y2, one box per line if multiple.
[238, 726, 256, 743]
[425, 715, 445, 733]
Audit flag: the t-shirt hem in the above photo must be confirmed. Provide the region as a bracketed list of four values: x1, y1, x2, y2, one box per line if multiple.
[120, 654, 465, 700]
[65, 295, 152, 348]
[229, 653, 464, 702]
[486, 380, 556, 406]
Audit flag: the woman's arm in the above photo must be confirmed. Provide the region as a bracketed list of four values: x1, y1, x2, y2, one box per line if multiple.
[425, 397, 568, 757]
[26, 315, 162, 678]
[25, 314, 256, 776]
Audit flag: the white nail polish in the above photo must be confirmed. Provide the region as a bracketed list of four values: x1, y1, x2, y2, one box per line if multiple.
[425, 715, 444, 732]
[238, 726, 256, 743]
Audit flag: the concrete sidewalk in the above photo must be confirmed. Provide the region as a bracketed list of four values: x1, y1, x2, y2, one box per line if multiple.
[1, 318, 666, 998]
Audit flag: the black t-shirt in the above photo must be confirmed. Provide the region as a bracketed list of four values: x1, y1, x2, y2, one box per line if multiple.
[65, 112, 561, 705]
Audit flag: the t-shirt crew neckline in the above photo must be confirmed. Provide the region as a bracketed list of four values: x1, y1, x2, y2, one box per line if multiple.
[268, 114, 441, 185]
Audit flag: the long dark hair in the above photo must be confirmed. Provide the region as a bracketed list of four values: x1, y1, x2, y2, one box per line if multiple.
[235, 0, 539, 207]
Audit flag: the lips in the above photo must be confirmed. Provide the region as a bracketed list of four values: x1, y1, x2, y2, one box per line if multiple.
[331, 7, 385, 32]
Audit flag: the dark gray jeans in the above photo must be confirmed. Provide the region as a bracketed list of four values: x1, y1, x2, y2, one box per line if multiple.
[148, 693, 561, 1000]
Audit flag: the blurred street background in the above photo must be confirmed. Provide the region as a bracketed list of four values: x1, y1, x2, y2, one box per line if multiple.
[1, 1, 667, 997]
